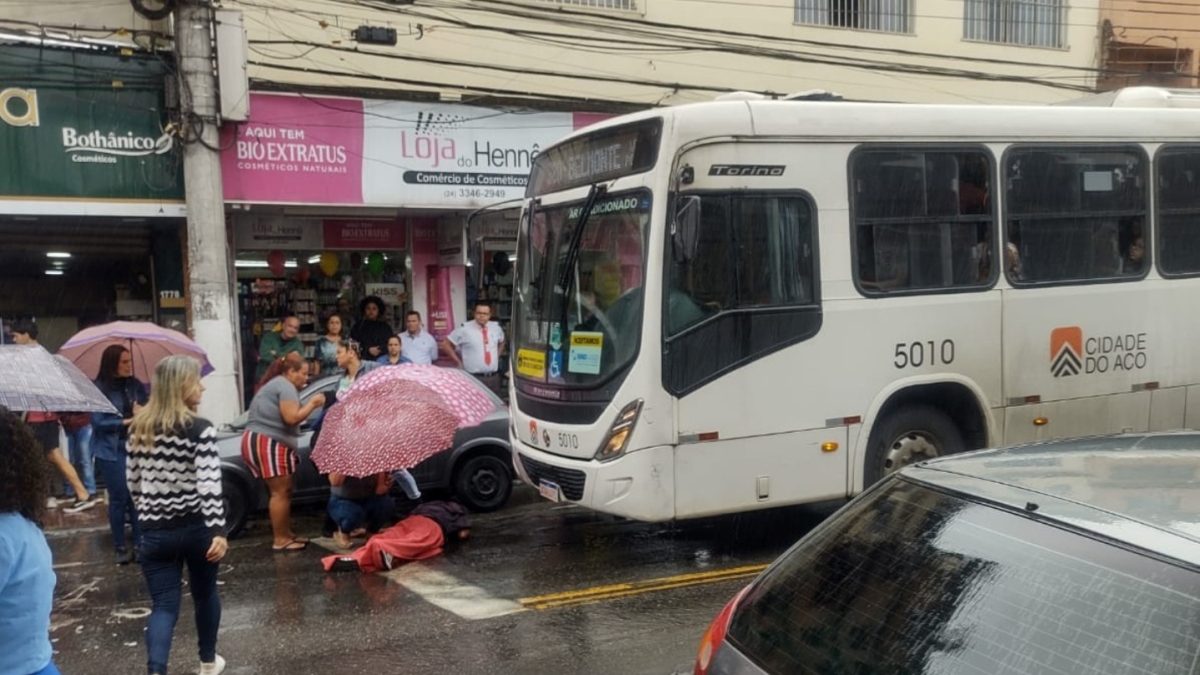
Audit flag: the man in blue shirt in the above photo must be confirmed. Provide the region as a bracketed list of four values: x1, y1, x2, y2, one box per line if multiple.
[399, 311, 439, 366]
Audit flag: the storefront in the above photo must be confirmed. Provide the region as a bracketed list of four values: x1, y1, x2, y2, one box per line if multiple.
[221, 92, 601, 388]
[0, 44, 185, 351]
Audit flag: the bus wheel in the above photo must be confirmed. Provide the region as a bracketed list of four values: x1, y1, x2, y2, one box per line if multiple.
[865, 405, 964, 486]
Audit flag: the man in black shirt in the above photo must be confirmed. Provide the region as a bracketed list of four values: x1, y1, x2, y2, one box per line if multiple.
[350, 296, 393, 360]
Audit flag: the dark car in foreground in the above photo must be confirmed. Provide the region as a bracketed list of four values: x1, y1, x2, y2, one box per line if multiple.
[694, 433, 1200, 675]
[216, 374, 514, 536]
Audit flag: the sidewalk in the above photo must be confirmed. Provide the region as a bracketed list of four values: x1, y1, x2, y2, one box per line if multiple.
[42, 497, 109, 535]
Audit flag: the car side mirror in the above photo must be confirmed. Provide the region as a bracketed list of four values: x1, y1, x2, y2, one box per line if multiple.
[672, 195, 701, 263]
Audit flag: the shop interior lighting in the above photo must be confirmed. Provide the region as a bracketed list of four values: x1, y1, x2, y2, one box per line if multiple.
[46, 252, 72, 259]
[234, 260, 298, 269]
[307, 255, 322, 264]
[44, 270, 64, 276]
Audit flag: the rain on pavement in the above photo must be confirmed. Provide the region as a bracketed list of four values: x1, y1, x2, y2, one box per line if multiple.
[47, 487, 837, 674]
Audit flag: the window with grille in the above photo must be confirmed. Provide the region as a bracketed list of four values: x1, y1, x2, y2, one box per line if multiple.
[964, 0, 1066, 48]
[541, 0, 637, 10]
[795, 0, 911, 33]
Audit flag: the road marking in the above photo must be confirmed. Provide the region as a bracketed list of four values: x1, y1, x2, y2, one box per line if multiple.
[383, 564, 526, 620]
[311, 536, 526, 620]
[314, 536, 765, 616]
[519, 564, 768, 610]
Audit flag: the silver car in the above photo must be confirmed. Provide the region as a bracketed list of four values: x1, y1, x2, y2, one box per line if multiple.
[694, 433, 1200, 675]
[216, 374, 513, 537]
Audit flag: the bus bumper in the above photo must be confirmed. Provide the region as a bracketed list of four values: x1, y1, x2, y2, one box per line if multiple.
[510, 440, 676, 522]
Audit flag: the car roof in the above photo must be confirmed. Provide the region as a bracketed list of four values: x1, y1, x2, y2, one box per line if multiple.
[904, 433, 1200, 567]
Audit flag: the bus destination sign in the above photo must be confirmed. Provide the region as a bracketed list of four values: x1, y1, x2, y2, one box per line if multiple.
[528, 119, 661, 196]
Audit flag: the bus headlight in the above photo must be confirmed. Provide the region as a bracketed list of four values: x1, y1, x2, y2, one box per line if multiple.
[596, 399, 644, 462]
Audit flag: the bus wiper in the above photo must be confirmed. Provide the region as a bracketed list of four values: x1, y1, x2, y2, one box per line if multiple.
[555, 183, 605, 336]
[557, 183, 606, 292]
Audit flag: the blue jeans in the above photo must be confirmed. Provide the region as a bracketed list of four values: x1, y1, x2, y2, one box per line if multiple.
[64, 425, 96, 497]
[328, 494, 395, 534]
[392, 469, 421, 500]
[139, 523, 221, 675]
[96, 456, 139, 552]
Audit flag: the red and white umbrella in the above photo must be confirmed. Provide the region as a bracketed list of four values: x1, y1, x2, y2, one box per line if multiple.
[311, 365, 496, 477]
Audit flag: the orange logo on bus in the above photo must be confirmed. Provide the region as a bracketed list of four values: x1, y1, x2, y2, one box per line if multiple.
[1050, 327, 1083, 378]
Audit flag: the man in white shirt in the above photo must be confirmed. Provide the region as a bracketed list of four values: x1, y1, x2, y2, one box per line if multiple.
[399, 311, 439, 366]
[442, 303, 505, 392]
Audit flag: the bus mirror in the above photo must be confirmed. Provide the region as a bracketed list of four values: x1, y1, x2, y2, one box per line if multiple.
[672, 196, 701, 262]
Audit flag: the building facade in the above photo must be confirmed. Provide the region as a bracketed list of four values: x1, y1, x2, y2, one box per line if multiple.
[1098, 0, 1200, 90]
[0, 43, 186, 350]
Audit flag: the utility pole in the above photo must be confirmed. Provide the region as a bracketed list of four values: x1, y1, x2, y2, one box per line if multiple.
[175, 0, 241, 424]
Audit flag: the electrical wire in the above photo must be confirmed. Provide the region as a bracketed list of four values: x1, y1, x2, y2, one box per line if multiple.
[315, 0, 1114, 85]
[249, 39, 790, 96]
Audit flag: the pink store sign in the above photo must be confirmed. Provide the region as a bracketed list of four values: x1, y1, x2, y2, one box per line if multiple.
[221, 92, 609, 207]
[221, 93, 364, 204]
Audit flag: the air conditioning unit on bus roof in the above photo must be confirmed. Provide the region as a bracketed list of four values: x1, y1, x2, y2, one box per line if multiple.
[713, 89, 844, 102]
[1055, 86, 1200, 109]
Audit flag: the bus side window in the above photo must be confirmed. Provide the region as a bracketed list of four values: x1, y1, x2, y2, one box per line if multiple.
[1005, 146, 1147, 285]
[1156, 146, 1200, 277]
[663, 191, 820, 394]
[851, 147, 996, 296]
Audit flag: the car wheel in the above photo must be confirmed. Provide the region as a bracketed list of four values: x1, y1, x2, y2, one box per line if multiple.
[222, 476, 249, 539]
[864, 405, 964, 486]
[454, 453, 513, 513]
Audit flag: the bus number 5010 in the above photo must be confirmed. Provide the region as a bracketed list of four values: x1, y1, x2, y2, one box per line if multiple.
[894, 340, 955, 369]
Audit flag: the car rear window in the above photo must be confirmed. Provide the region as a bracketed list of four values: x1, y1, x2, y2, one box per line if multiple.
[727, 478, 1200, 675]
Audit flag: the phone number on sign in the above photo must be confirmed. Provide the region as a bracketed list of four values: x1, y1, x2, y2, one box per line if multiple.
[448, 187, 510, 199]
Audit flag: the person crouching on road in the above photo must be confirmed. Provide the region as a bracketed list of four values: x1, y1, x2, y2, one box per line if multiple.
[242, 353, 325, 552]
[92, 344, 148, 565]
[327, 472, 395, 549]
[126, 356, 228, 675]
[0, 406, 62, 675]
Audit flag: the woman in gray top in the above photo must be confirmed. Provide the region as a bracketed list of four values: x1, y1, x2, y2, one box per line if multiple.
[240, 353, 325, 551]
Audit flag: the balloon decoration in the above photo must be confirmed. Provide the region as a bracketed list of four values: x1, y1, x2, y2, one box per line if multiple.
[266, 250, 286, 277]
[349, 252, 363, 270]
[295, 265, 311, 285]
[366, 252, 385, 276]
[319, 251, 340, 278]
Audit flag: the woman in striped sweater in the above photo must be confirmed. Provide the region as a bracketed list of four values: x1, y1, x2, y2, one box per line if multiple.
[127, 356, 228, 675]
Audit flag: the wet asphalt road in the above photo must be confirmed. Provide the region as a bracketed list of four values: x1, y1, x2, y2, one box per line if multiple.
[46, 487, 839, 675]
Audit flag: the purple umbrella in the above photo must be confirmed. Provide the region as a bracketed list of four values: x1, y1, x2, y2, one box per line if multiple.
[58, 321, 213, 383]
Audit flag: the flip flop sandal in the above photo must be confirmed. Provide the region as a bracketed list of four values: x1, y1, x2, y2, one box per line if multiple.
[272, 539, 308, 552]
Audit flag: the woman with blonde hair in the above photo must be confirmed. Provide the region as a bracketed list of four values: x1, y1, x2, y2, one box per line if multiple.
[127, 356, 227, 675]
[242, 352, 325, 551]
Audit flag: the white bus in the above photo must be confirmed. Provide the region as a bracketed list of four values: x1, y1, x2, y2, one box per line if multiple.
[507, 87, 1200, 522]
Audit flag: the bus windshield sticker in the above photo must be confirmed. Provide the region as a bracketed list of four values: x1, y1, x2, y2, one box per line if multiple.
[549, 323, 563, 351]
[549, 350, 564, 380]
[568, 332, 604, 375]
[517, 348, 547, 380]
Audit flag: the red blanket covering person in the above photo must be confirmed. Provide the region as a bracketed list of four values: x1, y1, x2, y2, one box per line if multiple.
[321, 514, 443, 573]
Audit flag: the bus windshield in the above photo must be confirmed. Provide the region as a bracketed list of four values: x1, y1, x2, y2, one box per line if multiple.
[513, 191, 652, 388]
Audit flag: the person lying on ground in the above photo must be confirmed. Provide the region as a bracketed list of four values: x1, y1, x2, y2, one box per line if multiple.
[320, 500, 470, 573]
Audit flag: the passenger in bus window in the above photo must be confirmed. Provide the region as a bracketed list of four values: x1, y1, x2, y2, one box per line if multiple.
[958, 155, 990, 216]
[1005, 232, 1023, 282]
[1119, 224, 1145, 275]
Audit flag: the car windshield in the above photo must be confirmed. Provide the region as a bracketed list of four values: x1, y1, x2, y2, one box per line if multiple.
[512, 190, 651, 388]
[727, 478, 1200, 675]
